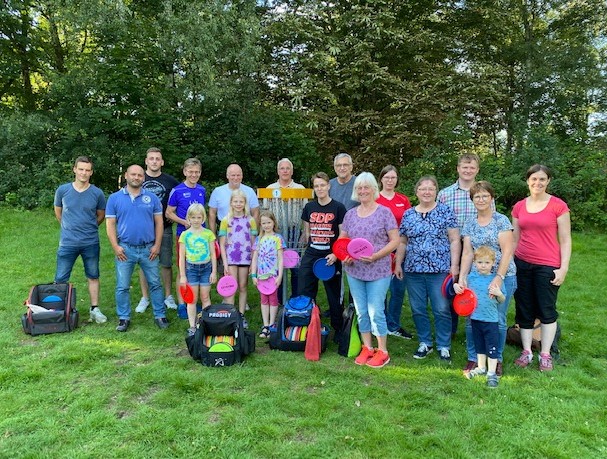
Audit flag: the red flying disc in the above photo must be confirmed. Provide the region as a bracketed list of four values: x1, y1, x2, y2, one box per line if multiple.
[180, 284, 194, 304]
[332, 238, 351, 261]
[313, 258, 336, 281]
[214, 240, 220, 259]
[347, 238, 374, 259]
[453, 288, 478, 316]
[390, 253, 396, 273]
[217, 275, 238, 297]
[257, 277, 278, 295]
[283, 250, 300, 269]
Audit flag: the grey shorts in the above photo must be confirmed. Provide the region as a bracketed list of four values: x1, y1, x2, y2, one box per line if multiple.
[159, 226, 174, 268]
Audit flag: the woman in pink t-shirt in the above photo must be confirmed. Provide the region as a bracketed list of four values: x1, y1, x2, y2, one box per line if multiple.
[511, 165, 571, 372]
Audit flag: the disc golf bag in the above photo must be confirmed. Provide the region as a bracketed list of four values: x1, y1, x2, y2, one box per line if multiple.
[269, 296, 329, 352]
[22, 283, 79, 336]
[338, 304, 362, 358]
[186, 303, 255, 367]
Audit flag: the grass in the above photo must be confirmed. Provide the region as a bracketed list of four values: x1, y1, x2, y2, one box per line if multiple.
[0, 207, 606, 458]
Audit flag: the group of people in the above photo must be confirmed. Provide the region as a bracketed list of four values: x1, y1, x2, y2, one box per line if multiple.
[54, 149, 571, 384]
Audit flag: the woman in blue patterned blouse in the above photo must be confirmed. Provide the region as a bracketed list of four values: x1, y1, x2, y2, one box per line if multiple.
[458, 181, 516, 377]
[394, 176, 461, 363]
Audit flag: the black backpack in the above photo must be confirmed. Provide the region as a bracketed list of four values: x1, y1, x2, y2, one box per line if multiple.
[186, 304, 255, 367]
[337, 304, 362, 357]
[21, 283, 79, 336]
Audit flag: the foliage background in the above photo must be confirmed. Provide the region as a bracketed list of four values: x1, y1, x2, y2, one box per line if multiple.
[1, 0, 606, 228]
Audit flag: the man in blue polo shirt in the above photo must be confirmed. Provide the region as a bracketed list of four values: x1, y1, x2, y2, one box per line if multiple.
[106, 165, 169, 332]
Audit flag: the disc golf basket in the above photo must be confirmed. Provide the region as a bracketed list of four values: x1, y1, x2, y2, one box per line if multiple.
[258, 188, 313, 299]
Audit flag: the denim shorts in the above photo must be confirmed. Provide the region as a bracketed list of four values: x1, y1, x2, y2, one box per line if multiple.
[186, 262, 212, 286]
[55, 244, 100, 282]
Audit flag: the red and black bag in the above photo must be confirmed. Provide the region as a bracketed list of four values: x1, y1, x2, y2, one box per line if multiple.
[21, 283, 79, 336]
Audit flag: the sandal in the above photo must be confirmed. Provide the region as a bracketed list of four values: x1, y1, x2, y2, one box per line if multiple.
[259, 326, 270, 338]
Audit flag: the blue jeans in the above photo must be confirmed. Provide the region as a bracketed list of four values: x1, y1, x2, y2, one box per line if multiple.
[405, 272, 452, 350]
[55, 244, 100, 282]
[115, 243, 165, 320]
[466, 275, 517, 362]
[347, 275, 391, 337]
[385, 269, 407, 332]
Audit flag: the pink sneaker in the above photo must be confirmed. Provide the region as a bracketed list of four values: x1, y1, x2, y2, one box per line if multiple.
[366, 350, 390, 368]
[539, 353, 553, 372]
[514, 349, 533, 368]
[355, 345, 375, 365]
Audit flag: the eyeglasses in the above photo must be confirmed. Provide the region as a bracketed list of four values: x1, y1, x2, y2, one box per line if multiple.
[417, 187, 436, 192]
[335, 163, 352, 169]
[473, 194, 492, 201]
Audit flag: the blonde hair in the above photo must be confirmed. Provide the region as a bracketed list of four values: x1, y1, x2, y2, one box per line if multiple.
[227, 189, 250, 220]
[186, 203, 207, 223]
[474, 245, 496, 262]
[259, 210, 279, 237]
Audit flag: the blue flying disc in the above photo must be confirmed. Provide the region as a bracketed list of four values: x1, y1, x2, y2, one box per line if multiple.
[42, 295, 63, 303]
[313, 258, 336, 281]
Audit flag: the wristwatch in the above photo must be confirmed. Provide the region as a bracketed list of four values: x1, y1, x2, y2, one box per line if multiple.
[497, 273, 505, 280]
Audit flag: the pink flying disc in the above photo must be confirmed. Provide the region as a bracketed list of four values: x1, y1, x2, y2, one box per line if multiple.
[179, 284, 194, 304]
[347, 238, 374, 259]
[257, 277, 278, 295]
[453, 288, 478, 316]
[332, 238, 351, 261]
[217, 275, 237, 297]
[283, 250, 300, 269]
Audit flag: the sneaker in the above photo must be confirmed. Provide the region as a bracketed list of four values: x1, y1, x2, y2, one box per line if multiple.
[164, 295, 177, 310]
[116, 319, 130, 332]
[135, 297, 149, 313]
[388, 327, 413, 339]
[413, 343, 433, 359]
[487, 373, 499, 388]
[465, 367, 487, 380]
[187, 327, 196, 337]
[496, 362, 503, 377]
[366, 349, 390, 368]
[245, 303, 251, 311]
[154, 317, 170, 329]
[463, 360, 477, 376]
[240, 314, 249, 329]
[439, 348, 451, 363]
[539, 353, 553, 372]
[355, 345, 375, 365]
[89, 308, 107, 324]
[514, 349, 533, 368]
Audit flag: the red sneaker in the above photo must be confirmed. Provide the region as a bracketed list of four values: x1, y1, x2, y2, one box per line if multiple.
[354, 345, 375, 365]
[514, 349, 533, 368]
[366, 349, 391, 368]
[462, 360, 477, 376]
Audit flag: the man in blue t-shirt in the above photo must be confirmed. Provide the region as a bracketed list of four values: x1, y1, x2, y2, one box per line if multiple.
[54, 156, 107, 324]
[166, 157, 207, 311]
[106, 165, 168, 332]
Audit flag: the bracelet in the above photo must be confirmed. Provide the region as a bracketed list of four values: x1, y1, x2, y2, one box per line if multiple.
[250, 273, 257, 278]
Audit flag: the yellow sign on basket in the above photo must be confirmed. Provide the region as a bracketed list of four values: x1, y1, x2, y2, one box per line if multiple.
[257, 188, 314, 200]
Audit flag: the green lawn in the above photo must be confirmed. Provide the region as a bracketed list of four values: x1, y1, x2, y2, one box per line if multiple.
[0, 207, 605, 458]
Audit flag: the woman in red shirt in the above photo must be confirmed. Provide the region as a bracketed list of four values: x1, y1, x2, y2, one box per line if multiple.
[512, 165, 571, 372]
[376, 165, 413, 339]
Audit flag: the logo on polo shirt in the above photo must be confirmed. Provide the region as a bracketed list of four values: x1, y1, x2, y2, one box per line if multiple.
[142, 195, 152, 204]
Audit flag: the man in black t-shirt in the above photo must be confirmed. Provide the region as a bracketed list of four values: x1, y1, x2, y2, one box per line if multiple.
[136, 147, 180, 314]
